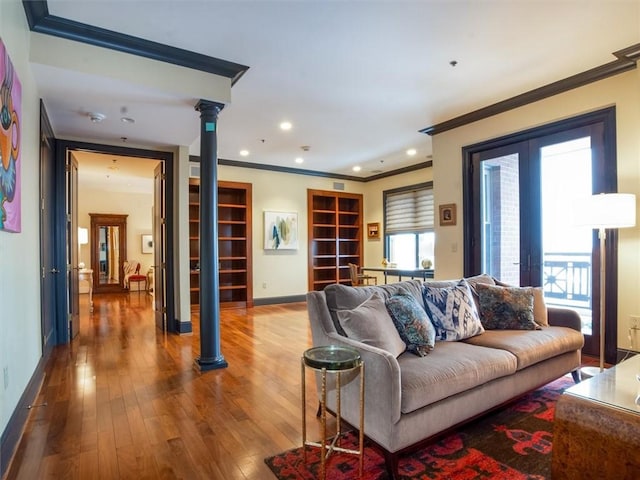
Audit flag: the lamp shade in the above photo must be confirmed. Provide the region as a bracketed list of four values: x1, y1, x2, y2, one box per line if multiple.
[574, 193, 636, 229]
[78, 227, 89, 245]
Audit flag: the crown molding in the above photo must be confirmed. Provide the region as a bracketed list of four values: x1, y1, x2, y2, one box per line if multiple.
[421, 43, 640, 136]
[22, 0, 249, 84]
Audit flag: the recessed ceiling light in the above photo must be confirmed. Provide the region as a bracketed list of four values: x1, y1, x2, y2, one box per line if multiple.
[406, 148, 417, 156]
[295, 157, 304, 164]
[352, 166, 361, 172]
[120, 117, 135, 124]
[279, 121, 292, 131]
[88, 112, 106, 123]
[239, 149, 250, 157]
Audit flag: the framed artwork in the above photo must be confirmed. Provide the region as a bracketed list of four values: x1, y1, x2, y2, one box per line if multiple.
[439, 203, 457, 226]
[142, 234, 153, 254]
[264, 211, 298, 250]
[367, 222, 380, 239]
[0, 38, 22, 233]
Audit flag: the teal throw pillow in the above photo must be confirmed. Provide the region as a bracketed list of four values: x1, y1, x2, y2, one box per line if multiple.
[422, 279, 484, 341]
[385, 290, 436, 357]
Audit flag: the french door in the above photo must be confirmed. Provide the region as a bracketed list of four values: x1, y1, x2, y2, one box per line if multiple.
[463, 108, 618, 361]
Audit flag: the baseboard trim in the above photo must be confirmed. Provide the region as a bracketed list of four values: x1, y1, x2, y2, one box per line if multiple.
[253, 295, 306, 306]
[0, 352, 49, 478]
[175, 320, 193, 334]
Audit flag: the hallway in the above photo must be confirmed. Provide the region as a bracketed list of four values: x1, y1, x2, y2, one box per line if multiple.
[5, 293, 318, 479]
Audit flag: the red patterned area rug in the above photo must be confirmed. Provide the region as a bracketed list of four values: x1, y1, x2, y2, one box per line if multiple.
[265, 377, 573, 479]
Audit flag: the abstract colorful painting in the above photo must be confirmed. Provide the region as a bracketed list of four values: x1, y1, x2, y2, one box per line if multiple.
[0, 38, 21, 233]
[264, 211, 298, 250]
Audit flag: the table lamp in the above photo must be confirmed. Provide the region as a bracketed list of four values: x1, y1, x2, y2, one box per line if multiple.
[575, 193, 636, 377]
[78, 227, 89, 269]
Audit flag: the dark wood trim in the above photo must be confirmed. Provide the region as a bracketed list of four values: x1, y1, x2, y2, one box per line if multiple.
[421, 44, 639, 136]
[22, 0, 249, 84]
[190, 155, 432, 183]
[175, 319, 193, 334]
[55, 140, 178, 336]
[253, 294, 307, 306]
[0, 353, 48, 478]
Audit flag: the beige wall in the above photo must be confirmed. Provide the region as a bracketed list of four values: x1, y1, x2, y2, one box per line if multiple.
[432, 69, 640, 351]
[0, 0, 42, 434]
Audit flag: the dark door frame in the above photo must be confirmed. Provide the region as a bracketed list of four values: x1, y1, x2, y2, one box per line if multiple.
[53, 139, 177, 342]
[462, 107, 618, 364]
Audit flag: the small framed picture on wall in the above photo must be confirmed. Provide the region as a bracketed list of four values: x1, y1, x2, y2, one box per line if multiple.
[439, 204, 456, 226]
[367, 222, 380, 239]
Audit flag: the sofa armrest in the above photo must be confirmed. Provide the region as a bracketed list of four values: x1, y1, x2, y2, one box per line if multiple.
[547, 306, 582, 332]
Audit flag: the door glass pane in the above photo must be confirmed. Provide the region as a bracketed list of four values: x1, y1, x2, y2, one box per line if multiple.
[540, 137, 593, 334]
[480, 153, 520, 285]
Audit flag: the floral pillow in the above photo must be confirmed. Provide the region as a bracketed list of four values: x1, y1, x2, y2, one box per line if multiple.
[476, 283, 539, 330]
[385, 290, 436, 357]
[422, 279, 484, 341]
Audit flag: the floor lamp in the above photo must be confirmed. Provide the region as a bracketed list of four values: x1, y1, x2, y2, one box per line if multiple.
[578, 193, 636, 378]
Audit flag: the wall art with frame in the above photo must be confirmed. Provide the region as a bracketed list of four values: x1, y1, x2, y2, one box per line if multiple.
[264, 211, 298, 250]
[0, 38, 22, 233]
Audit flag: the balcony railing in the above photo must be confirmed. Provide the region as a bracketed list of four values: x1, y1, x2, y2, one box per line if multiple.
[543, 252, 592, 334]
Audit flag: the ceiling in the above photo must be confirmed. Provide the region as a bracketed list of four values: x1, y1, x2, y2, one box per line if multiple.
[30, 1, 640, 183]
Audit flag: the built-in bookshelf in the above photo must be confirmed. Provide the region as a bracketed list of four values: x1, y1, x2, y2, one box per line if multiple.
[307, 189, 364, 291]
[189, 179, 253, 309]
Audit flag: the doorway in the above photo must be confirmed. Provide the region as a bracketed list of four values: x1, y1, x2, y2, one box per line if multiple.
[51, 139, 176, 344]
[463, 107, 619, 362]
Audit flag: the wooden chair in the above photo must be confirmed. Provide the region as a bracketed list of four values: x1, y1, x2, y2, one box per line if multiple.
[124, 261, 147, 293]
[348, 263, 377, 286]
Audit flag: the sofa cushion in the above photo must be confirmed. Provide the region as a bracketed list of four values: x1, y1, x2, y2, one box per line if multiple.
[385, 290, 436, 357]
[337, 292, 406, 357]
[324, 280, 424, 336]
[493, 278, 549, 327]
[462, 326, 585, 370]
[397, 341, 517, 414]
[476, 283, 539, 330]
[424, 273, 495, 314]
[422, 279, 484, 341]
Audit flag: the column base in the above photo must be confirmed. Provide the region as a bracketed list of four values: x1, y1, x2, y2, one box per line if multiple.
[195, 356, 228, 371]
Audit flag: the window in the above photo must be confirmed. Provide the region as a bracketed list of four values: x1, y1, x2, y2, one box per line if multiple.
[384, 182, 434, 269]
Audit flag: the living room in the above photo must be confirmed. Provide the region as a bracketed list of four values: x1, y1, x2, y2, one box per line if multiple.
[2, 1, 640, 478]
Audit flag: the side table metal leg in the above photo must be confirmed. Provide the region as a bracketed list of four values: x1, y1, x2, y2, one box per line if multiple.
[336, 371, 341, 445]
[359, 363, 365, 477]
[320, 367, 327, 480]
[301, 357, 306, 461]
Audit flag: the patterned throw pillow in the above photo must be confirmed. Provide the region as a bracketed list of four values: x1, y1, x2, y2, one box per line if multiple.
[422, 279, 484, 341]
[493, 278, 548, 326]
[476, 283, 539, 330]
[337, 292, 407, 357]
[385, 290, 436, 357]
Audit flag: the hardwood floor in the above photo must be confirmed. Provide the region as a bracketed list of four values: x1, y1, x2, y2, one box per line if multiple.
[4, 293, 325, 479]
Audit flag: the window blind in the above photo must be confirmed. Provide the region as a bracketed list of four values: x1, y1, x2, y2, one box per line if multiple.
[385, 187, 434, 234]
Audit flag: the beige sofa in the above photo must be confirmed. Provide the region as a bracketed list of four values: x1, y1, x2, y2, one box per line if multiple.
[305, 277, 584, 479]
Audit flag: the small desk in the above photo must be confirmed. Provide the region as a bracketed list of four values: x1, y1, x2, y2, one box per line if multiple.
[78, 268, 93, 312]
[552, 354, 640, 479]
[361, 267, 434, 284]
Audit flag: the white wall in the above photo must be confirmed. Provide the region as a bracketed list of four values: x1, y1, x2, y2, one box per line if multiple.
[0, 0, 43, 435]
[431, 69, 640, 351]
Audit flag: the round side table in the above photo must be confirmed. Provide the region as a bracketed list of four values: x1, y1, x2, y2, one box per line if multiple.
[301, 345, 365, 479]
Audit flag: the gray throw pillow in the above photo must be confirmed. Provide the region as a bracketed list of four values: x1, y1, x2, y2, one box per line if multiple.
[385, 290, 436, 357]
[337, 292, 406, 357]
